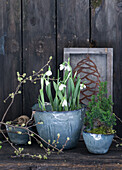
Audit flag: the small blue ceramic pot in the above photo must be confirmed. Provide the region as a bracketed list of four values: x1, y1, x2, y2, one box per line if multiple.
[83, 131, 114, 154]
[32, 103, 85, 149]
[6, 125, 29, 145]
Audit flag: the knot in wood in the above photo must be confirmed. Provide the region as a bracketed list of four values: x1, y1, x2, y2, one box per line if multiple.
[36, 40, 44, 56]
[7, 39, 19, 53]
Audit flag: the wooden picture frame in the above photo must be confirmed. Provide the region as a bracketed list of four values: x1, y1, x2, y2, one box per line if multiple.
[64, 48, 113, 103]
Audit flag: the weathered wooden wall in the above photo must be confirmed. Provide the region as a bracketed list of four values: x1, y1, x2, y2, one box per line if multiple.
[22, 0, 56, 116]
[0, 0, 22, 121]
[0, 0, 122, 136]
[91, 0, 122, 136]
[57, 0, 89, 65]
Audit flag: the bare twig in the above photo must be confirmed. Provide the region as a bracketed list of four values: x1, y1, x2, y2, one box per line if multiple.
[115, 114, 122, 124]
[0, 57, 67, 160]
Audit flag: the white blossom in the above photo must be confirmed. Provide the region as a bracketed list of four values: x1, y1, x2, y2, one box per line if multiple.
[45, 70, 52, 76]
[45, 80, 50, 86]
[59, 84, 66, 91]
[60, 64, 65, 71]
[62, 99, 67, 107]
[65, 65, 71, 71]
[80, 84, 86, 90]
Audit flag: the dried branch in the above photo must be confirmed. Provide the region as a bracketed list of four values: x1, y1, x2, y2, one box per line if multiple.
[0, 56, 67, 159]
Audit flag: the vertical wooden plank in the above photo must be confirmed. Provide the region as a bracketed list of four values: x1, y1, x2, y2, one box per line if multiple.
[22, 0, 56, 116]
[0, 0, 22, 122]
[57, 0, 90, 66]
[91, 0, 122, 136]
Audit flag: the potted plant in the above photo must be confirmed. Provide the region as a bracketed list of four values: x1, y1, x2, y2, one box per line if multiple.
[6, 115, 30, 145]
[32, 58, 86, 149]
[83, 81, 116, 154]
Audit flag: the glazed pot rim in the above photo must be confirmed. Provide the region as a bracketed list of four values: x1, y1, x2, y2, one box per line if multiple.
[32, 103, 86, 114]
[33, 108, 82, 113]
[5, 124, 31, 131]
[83, 129, 115, 136]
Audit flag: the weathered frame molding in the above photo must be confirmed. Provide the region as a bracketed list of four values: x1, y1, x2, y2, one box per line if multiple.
[64, 48, 113, 99]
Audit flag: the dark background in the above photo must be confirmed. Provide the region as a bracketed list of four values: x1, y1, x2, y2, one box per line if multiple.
[0, 0, 122, 137]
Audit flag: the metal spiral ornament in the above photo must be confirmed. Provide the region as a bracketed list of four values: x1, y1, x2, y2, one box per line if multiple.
[73, 55, 101, 105]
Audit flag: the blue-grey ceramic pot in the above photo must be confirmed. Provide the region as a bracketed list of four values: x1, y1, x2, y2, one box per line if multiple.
[6, 125, 29, 145]
[32, 103, 85, 149]
[83, 131, 114, 154]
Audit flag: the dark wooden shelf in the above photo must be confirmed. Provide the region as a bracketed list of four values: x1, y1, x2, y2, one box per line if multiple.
[0, 141, 122, 170]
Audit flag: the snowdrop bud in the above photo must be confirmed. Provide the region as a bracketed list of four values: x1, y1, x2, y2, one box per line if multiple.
[62, 99, 67, 107]
[45, 70, 52, 76]
[45, 80, 50, 86]
[84, 85, 86, 89]
[65, 65, 71, 71]
[59, 84, 66, 91]
[60, 64, 65, 71]
[80, 84, 86, 90]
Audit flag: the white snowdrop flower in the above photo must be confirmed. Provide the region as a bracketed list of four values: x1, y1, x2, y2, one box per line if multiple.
[45, 80, 50, 86]
[65, 65, 71, 71]
[59, 84, 66, 91]
[62, 99, 67, 107]
[80, 85, 83, 90]
[84, 85, 86, 89]
[80, 84, 86, 90]
[45, 70, 52, 76]
[60, 64, 65, 71]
